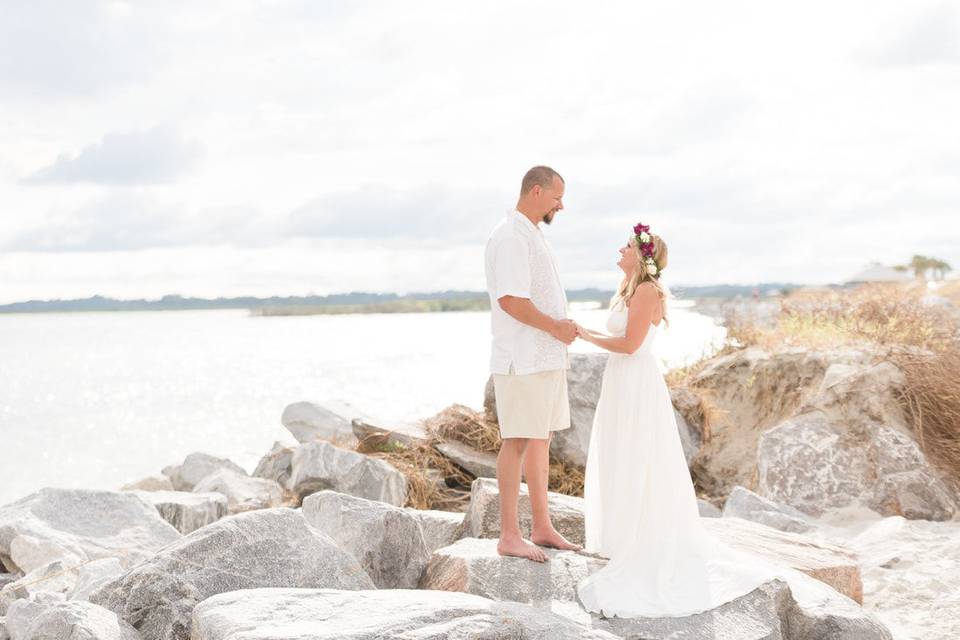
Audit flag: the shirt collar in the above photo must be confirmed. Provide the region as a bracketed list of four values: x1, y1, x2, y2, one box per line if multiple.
[511, 208, 540, 232]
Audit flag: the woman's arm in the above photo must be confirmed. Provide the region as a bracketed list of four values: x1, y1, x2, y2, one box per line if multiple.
[577, 286, 657, 354]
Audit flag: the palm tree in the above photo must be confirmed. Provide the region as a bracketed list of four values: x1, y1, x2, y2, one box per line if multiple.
[908, 255, 932, 279]
[930, 259, 952, 280]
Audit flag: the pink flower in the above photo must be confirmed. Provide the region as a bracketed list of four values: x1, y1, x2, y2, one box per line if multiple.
[633, 223, 650, 235]
[641, 242, 655, 257]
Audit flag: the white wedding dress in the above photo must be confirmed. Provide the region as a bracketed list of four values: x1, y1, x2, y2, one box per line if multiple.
[576, 295, 830, 619]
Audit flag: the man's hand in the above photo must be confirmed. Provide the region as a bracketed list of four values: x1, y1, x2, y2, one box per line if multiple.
[573, 322, 594, 344]
[551, 319, 578, 345]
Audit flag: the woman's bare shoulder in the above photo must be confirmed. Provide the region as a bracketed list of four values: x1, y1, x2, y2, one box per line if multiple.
[625, 282, 658, 310]
[628, 282, 659, 301]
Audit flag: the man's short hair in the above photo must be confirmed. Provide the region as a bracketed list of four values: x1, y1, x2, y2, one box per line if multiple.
[521, 166, 564, 194]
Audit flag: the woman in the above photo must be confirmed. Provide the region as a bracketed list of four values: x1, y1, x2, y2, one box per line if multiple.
[573, 223, 823, 618]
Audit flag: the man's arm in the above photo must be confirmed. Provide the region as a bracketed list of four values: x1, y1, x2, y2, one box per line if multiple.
[498, 295, 577, 345]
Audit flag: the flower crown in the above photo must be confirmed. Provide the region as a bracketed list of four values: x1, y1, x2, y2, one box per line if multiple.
[632, 222, 660, 277]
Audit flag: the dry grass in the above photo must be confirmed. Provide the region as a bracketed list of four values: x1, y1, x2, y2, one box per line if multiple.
[423, 403, 585, 496]
[726, 283, 956, 352]
[424, 404, 501, 453]
[356, 429, 473, 511]
[722, 282, 960, 483]
[892, 349, 960, 482]
[939, 280, 960, 306]
[354, 403, 587, 510]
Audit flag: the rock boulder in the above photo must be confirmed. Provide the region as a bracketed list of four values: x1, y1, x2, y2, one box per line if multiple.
[301, 491, 430, 589]
[286, 441, 407, 506]
[461, 478, 585, 546]
[0, 489, 180, 573]
[192, 469, 284, 514]
[281, 402, 357, 446]
[89, 508, 373, 640]
[128, 490, 228, 533]
[191, 587, 621, 640]
[161, 453, 247, 492]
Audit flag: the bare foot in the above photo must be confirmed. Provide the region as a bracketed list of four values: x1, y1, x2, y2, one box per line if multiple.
[530, 529, 583, 551]
[497, 537, 548, 563]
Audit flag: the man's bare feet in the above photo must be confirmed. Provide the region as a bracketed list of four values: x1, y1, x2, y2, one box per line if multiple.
[497, 536, 548, 563]
[530, 528, 583, 551]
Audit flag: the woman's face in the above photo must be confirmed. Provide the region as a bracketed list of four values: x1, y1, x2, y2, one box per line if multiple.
[617, 237, 640, 272]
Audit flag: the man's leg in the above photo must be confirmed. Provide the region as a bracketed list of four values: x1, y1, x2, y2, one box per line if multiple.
[496, 437, 547, 562]
[526, 432, 582, 550]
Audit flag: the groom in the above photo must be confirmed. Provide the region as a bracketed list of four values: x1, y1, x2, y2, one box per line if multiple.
[484, 165, 583, 563]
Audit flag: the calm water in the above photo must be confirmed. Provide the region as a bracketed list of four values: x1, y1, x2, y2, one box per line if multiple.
[0, 304, 724, 506]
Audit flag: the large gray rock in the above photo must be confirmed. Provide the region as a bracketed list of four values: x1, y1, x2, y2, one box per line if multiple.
[301, 490, 430, 589]
[161, 453, 247, 492]
[697, 499, 722, 518]
[703, 517, 863, 604]
[687, 348, 836, 496]
[805, 361, 910, 434]
[351, 418, 428, 448]
[128, 490, 228, 534]
[435, 440, 498, 478]
[723, 485, 815, 533]
[420, 538, 890, 640]
[191, 587, 621, 640]
[831, 515, 960, 640]
[281, 402, 357, 446]
[1, 560, 78, 614]
[9, 534, 85, 574]
[757, 411, 957, 520]
[670, 386, 705, 465]
[7, 599, 141, 640]
[251, 441, 295, 487]
[407, 509, 466, 553]
[462, 478, 586, 546]
[192, 469, 283, 514]
[558, 353, 609, 467]
[595, 577, 893, 640]
[0, 489, 180, 573]
[286, 441, 407, 506]
[4, 592, 67, 639]
[120, 475, 174, 492]
[68, 558, 125, 602]
[485, 353, 607, 468]
[461, 478, 863, 603]
[420, 537, 605, 605]
[89, 508, 373, 640]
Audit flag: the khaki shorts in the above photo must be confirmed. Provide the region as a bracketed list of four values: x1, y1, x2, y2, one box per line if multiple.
[492, 367, 571, 439]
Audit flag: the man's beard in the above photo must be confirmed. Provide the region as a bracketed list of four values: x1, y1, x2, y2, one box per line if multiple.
[543, 210, 556, 225]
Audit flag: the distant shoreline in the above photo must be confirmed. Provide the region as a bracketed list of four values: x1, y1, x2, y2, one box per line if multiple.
[0, 284, 798, 315]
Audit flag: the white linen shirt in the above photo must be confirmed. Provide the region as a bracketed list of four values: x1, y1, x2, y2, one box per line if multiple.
[484, 209, 569, 375]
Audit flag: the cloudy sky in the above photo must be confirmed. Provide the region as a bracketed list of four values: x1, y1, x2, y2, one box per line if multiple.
[1, 0, 958, 303]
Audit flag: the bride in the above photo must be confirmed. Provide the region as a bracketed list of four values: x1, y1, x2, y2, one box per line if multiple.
[572, 223, 825, 619]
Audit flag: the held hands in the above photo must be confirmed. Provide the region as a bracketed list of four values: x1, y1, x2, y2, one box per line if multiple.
[551, 319, 578, 345]
[573, 321, 594, 343]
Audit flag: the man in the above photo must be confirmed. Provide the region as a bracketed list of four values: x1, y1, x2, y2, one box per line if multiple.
[484, 165, 583, 563]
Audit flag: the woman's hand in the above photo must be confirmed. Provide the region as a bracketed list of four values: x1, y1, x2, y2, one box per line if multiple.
[573, 322, 594, 343]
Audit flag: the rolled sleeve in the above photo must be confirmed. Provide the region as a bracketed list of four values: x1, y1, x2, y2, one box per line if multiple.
[494, 235, 531, 300]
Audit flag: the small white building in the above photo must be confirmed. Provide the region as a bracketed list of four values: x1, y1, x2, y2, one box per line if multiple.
[845, 262, 914, 285]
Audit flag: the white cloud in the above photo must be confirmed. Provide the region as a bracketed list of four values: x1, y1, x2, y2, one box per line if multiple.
[859, 2, 960, 67]
[0, 0, 958, 302]
[24, 125, 202, 185]
[0, 1, 166, 97]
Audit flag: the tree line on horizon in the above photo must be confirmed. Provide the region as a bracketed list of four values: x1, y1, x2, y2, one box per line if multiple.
[896, 255, 953, 280]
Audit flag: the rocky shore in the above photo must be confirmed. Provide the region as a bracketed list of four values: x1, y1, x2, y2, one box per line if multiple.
[1, 345, 958, 639]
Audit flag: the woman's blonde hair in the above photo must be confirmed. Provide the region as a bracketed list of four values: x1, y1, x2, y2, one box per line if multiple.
[616, 233, 669, 324]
